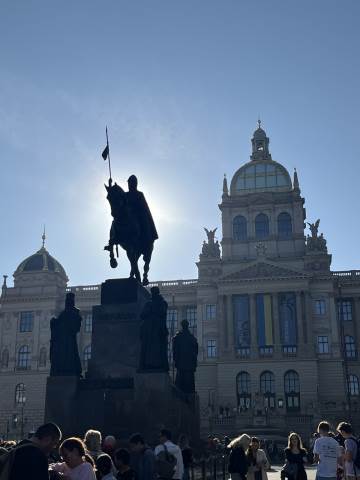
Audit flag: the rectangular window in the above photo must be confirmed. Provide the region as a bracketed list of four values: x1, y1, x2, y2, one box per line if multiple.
[314, 300, 326, 315]
[317, 335, 329, 354]
[207, 340, 217, 358]
[19, 312, 34, 332]
[205, 304, 216, 321]
[338, 300, 353, 321]
[84, 314, 92, 333]
[186, 307, 197, 338]
[237, 347, 250, 357]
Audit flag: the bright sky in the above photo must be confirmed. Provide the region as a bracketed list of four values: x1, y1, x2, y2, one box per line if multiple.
[1, 1, 359, 286]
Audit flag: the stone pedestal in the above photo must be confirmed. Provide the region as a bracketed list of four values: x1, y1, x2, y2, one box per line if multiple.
[44, 376, 78, 437]
[45, 278, 200, 443]
[87, 278, 150, 378]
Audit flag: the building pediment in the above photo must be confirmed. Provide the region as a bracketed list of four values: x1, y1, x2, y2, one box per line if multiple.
[219, 261, 309, 283]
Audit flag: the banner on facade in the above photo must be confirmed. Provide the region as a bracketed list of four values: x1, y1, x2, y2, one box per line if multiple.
[279, 292, 297, 345]
[233, 295, 250, 347]
[256, 294, 274, 346]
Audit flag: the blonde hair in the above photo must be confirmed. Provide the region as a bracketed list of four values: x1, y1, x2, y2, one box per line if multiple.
[227, 434, 251, 450]
[84, 429, 102, 453]
[288, 432, 305, 451]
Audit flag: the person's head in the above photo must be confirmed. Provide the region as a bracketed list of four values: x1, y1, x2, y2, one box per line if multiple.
[288, 432, 303, 450]
[151, 286, 160, 298]
[33, 423, 62, 455]
[65, 292, 75, 309]
[127, 175, 138, 191]
[115, 448, 131, 468]
[159, 429, 172, 444]
[84, 429, 102, 452]
[250, 437, 260, 452]
[227, 434, 251, 451]
[178, 434, 189, 449]
[129, 433, 145, 453]
[181, 320, 189, 331]
[60, 437, 86, 469]
[96, 454, 113, 478]
[317, 421, 330, 436]
[337, 422, 353, 438]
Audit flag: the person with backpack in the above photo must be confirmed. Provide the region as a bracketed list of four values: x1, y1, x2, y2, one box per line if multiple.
[155, 429, 183, 480]
[313, 421, 342, 480]
[129, 433, 156, 480]
[0, 422, 62, 480]
[337, 422, 360, 479]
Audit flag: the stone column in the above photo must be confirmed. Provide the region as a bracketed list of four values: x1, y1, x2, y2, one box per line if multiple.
[250, 294, 258, 359]
[329, 294, 341, 356]
[272, 293, 281, 356]
[218, 295, 227, 354]
[304, 291, 313, 354]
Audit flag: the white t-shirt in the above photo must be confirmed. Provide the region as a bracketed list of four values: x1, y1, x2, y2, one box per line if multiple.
[50, 461, 97, 480]
[313, 436, 341, 477]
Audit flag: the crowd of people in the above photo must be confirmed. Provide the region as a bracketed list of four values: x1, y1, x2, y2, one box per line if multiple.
[0, 424, 190, 480]
[0, 420, 359, 480]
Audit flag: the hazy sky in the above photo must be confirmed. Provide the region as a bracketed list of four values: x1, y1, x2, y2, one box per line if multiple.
[1, 1, 359, 286]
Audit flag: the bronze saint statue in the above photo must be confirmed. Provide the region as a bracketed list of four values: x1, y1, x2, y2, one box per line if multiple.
[173, 320, 198, 394]
[139, 287, 169, 372]
[50, 292, 82, 377]
[104, 175, 158, 286]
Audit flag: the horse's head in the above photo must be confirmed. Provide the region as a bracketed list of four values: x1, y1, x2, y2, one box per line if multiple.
[105, 183, 126, 218]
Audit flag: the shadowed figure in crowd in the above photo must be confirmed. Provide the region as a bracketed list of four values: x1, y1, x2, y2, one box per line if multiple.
[104, 175, 158, 286]
[50, 292, 82, 377]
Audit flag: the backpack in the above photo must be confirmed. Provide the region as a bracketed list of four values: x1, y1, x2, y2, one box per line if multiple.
[155, 444, 177, 479]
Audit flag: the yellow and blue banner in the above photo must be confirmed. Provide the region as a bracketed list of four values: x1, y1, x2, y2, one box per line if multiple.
[256, 294, 274, 346]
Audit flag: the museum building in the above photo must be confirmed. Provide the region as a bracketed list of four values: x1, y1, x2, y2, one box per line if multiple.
[1, 124, 360, 440]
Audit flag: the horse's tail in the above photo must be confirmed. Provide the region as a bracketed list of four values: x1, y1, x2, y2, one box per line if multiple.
[116, 244, 119, 258]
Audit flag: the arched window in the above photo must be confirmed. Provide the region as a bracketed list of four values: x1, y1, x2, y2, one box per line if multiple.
[15, 383, 26, 405]
[236, 372, 251, 411]
[39, 347, 47, 368]
[83, 345, 91, 368]
[345, 336, 357, 359]
[1, 348, 9, 368]
[278, 212, 292, 238]
[260, 371, 275, 408]
[255, 214, 269, 239]
[284, 370, 300, 411]
[348, 375, 360, 396]
[233, 216, 247, 241]
[17, 345, 30, 370]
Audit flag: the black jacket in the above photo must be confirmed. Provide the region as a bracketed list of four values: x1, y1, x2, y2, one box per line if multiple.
[228, 446, 248, 476]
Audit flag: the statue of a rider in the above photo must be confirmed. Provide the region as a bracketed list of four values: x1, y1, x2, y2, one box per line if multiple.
[104, 175, 158, 286]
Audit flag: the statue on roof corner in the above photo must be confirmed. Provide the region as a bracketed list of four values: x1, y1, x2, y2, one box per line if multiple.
[201, 227, 221, 259]
[306, 219, 327, 253]
[104, 175, 158, 286]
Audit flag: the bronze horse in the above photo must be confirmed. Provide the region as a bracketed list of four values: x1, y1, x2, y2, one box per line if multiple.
[104, 178, 157, 286]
